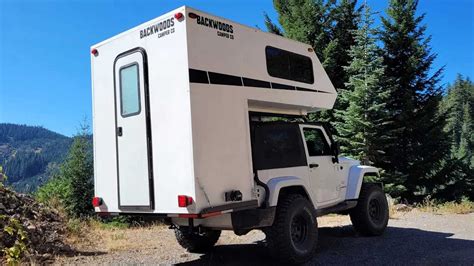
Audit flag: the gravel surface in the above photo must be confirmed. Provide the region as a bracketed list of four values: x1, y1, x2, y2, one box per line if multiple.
[56, 210, 474, 265]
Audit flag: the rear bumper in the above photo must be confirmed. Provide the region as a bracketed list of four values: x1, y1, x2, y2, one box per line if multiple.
[95, 199, 259, 219]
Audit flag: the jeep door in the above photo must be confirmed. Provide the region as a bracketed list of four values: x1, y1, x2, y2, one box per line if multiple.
[300, 125, 344, 207]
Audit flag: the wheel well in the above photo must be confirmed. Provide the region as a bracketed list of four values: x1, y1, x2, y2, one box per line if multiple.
[277, 186, 310, 203]
[362, 172, 380, 183]
[362, 181, 383, 189]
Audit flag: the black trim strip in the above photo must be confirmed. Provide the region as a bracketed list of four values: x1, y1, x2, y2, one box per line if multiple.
[297, 87, 331, 94]
[243, 77, 271, 88]
[296, 87, 314, 92]
[201, 200, 259, 214]
[208, 71, 243, 86]
[271, 82, 295, 90]
[189, 69, 209, 84]
[188, 68, 330, 94]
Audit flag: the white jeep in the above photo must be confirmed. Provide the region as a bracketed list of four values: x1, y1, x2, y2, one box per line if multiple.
[172, 118, 389, 264]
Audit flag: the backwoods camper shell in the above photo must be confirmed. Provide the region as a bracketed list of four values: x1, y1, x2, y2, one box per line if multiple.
[91, 6, 337, 221]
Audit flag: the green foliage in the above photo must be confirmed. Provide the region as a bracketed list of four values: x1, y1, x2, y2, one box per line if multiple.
[428, 75, 474, 201]
[1, 215, 28, 265]
[264, 13, 283, 36]
[0, 166, 7, 187]
[98, 216, 131, 230]
[377, 0, 448, 200]
[268, 0, 333, 57]
[35, 123, 94, 218]
[326, 0, 360, 92]
[0, 123, 72, 193]
[334, 4, 388, 166]
[35, 174, 71, 211]
[63, 125, 94, 218]
[441, 75, 474, 166]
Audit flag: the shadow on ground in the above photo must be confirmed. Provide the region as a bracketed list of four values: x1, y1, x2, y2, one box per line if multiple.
[177, 226, 474, 265]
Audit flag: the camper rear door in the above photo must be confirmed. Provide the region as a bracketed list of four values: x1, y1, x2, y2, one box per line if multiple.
[114, 49, 153, 210]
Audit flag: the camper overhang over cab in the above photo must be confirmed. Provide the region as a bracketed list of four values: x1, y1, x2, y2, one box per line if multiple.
[90, 6, 337, 216]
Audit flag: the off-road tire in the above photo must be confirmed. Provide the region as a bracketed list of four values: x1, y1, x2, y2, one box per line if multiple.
[350, 183, 389, 236]
[174, 227, 221, 253]
[265, 194, 318, 264]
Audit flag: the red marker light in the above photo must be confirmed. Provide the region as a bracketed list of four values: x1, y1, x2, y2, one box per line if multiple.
[178, 195, 193, 207]
[174, 12, 184, 20]
[92, 197, 103, 207]
[188, 12, 198, 19]
[91, 48, 98, 57]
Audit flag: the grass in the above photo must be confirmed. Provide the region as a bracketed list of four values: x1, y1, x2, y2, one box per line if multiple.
[388, 202, 400, 219]
[386, 195, 474, 217]
[63, 216, 167, 253]
[416, 198, 474, 214]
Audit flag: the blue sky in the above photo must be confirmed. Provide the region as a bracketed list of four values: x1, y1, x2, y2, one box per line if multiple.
[0, 0, 473, 136]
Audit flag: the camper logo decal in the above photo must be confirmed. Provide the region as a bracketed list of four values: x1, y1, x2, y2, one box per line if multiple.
[140, 17, 175, 39]
[188, 12, 234, 40]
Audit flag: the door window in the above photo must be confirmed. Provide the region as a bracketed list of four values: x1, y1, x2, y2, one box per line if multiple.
[119, 63, 141, 117]
[303, 128, 331, 156]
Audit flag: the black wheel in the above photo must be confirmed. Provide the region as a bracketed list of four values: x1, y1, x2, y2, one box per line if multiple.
[350, 183, 389, 236]
[174, 227, 221, 253]
[265, 194, 318, 264]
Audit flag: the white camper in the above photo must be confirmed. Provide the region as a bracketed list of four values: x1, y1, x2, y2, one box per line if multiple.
[91, 6, 388, 263]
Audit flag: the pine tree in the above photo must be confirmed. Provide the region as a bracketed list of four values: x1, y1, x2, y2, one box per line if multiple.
[62, 124, 94, 217]
[335, 4, 388, 166]
[265, 0, 334, 60]
[429, 75, 474, 201]
[441, 75, 474, 167]
[326, 0, 360, 92]
[379, 0, 448, 200]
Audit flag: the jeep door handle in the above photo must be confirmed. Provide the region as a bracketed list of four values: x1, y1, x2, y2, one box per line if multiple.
[309, 163, 319, 168]
[117, 127, 123, 137]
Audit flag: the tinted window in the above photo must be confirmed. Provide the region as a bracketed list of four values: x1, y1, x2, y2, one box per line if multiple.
[251, 123, 307, 170]
[265, 46, 314, 84]
[120, 64, 140, 117]
[303, 128, 331, 156]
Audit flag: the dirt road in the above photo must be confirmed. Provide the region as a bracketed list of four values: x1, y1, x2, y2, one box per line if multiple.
[56, 210, 474, 265]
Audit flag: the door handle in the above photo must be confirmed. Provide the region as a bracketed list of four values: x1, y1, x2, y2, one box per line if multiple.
[309, 163, 319, 168]
[117, 127, 123, 137]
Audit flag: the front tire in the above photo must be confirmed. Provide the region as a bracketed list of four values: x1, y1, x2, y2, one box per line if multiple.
[174, 227, 221, 253]
[265, 194, 318, 264]
[350, 183, 389, 236]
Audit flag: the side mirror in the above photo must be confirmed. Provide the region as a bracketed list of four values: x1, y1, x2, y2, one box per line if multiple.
[332, 142, 340, 163]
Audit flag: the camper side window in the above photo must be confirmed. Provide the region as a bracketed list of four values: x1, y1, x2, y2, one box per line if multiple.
[119, 63, 141, 117]
[265, 46, 314, 84]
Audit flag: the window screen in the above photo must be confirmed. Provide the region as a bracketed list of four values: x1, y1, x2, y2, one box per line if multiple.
[265, 46, 314, 84]
[251, 123, 307, 170]
[303, 128, 331, 156]
[120, 64, 140, 117]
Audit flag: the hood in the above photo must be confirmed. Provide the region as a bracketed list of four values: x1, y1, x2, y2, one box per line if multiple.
[338, 156, 360, 167]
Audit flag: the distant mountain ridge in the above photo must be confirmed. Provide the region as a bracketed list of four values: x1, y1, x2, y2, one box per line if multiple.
[0, 123, 73, 193]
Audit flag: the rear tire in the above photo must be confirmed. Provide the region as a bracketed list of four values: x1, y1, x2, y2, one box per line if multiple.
[265, 194, 318, 264]
[350, 183, 389, 236]
[174, 227, 221, 253]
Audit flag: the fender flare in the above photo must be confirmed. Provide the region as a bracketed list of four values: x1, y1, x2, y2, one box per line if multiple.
[266, 176, 312, 207]
[345, 165, 379, 200]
